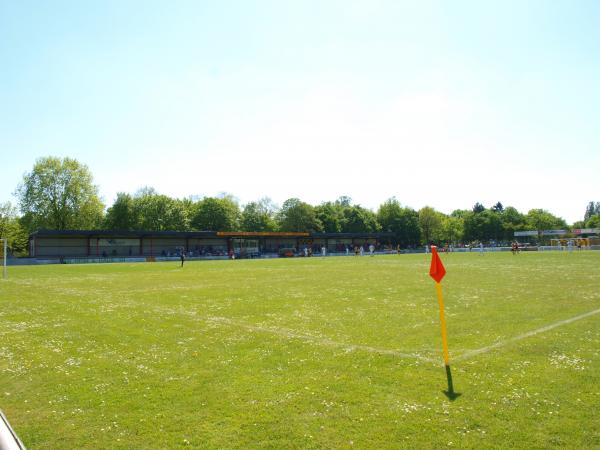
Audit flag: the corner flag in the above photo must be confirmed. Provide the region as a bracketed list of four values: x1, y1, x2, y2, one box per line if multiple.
[429, 246, 458, 399]
[429, 245, 446, 283]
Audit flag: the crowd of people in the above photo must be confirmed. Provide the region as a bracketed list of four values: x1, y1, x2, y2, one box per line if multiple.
[158, 240, 569, 261]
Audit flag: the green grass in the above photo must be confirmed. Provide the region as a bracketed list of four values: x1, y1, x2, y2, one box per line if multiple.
[1, 252, 599, 449]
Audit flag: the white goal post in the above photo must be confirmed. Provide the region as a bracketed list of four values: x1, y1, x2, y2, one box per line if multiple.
[1, 238, 7, 279]
[0, 409, 26, 449]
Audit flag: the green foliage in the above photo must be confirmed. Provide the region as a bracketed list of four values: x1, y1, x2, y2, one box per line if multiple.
[103, 189, 190, 231]
[463, 210, 503, 243]
[439, 215, 464, 244]
[103, 192, 135, 230]
[472, 202, 485, 213]
[418, 206, 442, 244]
[501, 206, 526, 226]
[491, 201, 504, 213]
[315, 197, 381, 234]
[584, 201, 600, 222]
[341, 205, 380, 233]
[376, 198, 420, 245]
[336, 195, 352, 207]
[314, 202, 344, 233]
[276, 198, 322, 232]
[460, 204, 529, 243]
[16, 156, 104, 230]
[241, 198, 278, 232]
[0, 202, 29, 256]
[526, 209, 567, 231]
[132, 188, 189, 231]
[395, 207, 421, 245]
[376, 197, 402, 232]
[8, 157, 583, 240]
[450, 209, 470, 219]
[586, 214, 600, 228]
[191, 196, 240, 231]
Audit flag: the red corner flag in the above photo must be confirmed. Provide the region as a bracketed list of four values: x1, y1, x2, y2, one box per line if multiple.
[429, 246, 446, 283]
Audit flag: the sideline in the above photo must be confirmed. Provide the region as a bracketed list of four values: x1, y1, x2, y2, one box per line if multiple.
[454, 306, 600, 362]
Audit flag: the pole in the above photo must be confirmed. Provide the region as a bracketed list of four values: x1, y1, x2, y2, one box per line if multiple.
[435, 281, 456, 398]
[2, 238, 8, 279]
[435, 282, 450, 365]
[0, 409, 26, 449]
[3, 239, 6, 280]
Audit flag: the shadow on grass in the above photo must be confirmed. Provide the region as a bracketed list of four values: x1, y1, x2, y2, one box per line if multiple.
[443, 364, 461, 401]
[443, 390, 462, 401]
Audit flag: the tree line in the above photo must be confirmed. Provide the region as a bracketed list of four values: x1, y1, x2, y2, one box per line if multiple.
[2, 157, 599, 256]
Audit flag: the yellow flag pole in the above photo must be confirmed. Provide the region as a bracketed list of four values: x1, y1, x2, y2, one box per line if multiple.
[435, 282, 450, 365]
[435, 281, 457, 399]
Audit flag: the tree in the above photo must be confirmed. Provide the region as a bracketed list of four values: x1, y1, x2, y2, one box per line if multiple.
[104, 192, 135, 230]
[0, 202, 29, 256]
[16, 157, 104, 230]
[472, 202, 485, 214]
[376, 198, 403, 232]
[191, 196, 240, 231]
[584, 202, 600, 222]
[526, 209, 567, 231]
[128, 188, 189, 231]
[168, 199, 191, 231]
[463, 210, 502, 242]
[500, 206, 527, 241]
[450, 209, 470, 219]
[342, 205, 380, 233]
[276, 198, 322, 232]
[418, 206, 442, 244]
[395, 207, 421, 246]
[572, 220, 586, 229]
[376, 198, 421, 246]
[336, 196, 352, 207]
[439, 215, 464, 245]
[0, 202, 18, 232]
[586, 214, 600, 228]
[241, 198, 277, 232]
[315, 201, 345, 233]
[491, 202, 504, 213]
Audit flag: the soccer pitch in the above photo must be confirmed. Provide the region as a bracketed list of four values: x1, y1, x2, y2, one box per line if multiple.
[1, 252, 599, 449]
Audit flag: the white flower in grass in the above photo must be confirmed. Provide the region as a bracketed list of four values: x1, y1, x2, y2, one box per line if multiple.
[549, 352, 586, 370]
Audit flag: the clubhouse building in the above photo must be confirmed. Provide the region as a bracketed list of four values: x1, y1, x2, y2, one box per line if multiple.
[29, 229, 396, 259]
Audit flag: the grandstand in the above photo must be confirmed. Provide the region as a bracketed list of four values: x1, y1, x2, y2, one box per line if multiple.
[28, 229, 394, 260]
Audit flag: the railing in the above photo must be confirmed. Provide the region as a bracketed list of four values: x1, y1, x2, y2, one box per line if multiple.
[62, 257, 146, 264]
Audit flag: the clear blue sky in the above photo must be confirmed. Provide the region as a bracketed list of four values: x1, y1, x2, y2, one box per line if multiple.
[1, 0, 599, 224]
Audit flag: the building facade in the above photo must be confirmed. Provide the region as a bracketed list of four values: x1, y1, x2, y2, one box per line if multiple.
[29, 230, 396, 259]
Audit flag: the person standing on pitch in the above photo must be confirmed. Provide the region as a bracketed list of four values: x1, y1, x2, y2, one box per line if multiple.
[180, 250, 186, 267]
[479, 242, 484, 255]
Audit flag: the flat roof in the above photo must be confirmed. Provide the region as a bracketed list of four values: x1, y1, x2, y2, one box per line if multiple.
[29, 229, 217, 238]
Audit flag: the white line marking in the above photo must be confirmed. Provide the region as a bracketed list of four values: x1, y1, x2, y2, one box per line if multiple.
[455, 307, 600, 362]
[208, 316, 438, 363]
[207, 307, 600, 365]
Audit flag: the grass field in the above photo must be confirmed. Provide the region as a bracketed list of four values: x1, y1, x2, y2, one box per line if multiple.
[1, 252, 599, 449]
